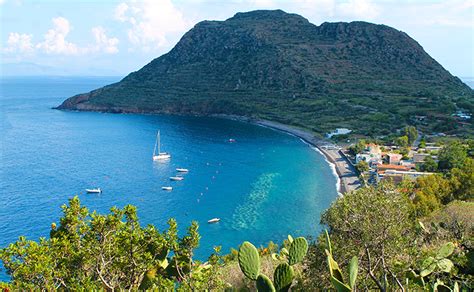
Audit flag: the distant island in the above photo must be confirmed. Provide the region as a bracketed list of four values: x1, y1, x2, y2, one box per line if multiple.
[57, 9, 473, 137]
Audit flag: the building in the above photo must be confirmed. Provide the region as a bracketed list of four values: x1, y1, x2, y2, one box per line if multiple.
[386, 153, 403, 165]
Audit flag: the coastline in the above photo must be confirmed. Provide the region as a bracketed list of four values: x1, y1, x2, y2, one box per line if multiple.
[212, 114, 361, 194]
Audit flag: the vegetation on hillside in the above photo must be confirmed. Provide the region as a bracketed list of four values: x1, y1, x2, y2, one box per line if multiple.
[57, 10, 473, 137]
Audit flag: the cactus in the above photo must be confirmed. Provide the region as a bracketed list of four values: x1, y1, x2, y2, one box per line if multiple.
[238, 241, 261, 280]
[256, 274, 276, 292]
[237, 235, 307, 292]
[420, 242, 455, 277]
[288, 237, 308, 265]
[273, 263, 294, 292]
[324, 230, 358, 292]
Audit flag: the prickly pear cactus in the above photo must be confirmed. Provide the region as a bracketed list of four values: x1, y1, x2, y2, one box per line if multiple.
[257, 274, 276, 292]
[238, 241, 261, 280]
[273, 263, 294, 292]
[288, 237, 308, 265]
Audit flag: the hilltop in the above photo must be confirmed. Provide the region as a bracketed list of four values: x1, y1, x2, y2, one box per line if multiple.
[57, 10, 473, 137]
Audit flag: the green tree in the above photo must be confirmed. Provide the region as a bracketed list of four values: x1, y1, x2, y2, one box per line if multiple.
[350, 139, 366, 155]
[355, 160, 369, 173]
[395, 136, 409, 147]
[420, 156, 438, 172]
[0, 197, 224, 291]
[438, 141, 467, 171]
[449, 158, 474, 201]
[410, 174, 451, 216]
[320, 183, 416, 290]
[404, 126, 418, 145]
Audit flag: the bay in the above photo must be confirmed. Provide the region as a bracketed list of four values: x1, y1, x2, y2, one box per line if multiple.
[0, 76, 337, 280]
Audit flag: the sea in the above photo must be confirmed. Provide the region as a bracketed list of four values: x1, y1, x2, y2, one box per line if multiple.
[0, 76, 339, 280]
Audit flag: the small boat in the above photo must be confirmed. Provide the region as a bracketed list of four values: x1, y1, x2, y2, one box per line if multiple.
[228, 138, 236, 143]
[86, 188, 101, 193]
[176, 168, 189, 172]
[170, 176, 184, 181]
[161, 186, 173, 191]
[153, 131, 171, 161]
[207, 218, 220, 223]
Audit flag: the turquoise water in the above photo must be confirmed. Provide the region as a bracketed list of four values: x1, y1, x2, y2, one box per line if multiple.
[0, 76, 337, 280]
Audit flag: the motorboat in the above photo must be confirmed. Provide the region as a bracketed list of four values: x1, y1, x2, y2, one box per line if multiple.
[207, 218, 220, 223]
[86, 188, 101, 193]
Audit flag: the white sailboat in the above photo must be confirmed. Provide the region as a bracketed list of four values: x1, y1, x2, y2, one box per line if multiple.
[162, 186, 173, 191]
[176, 168, 189, 173]
[153, 131, 171, 161]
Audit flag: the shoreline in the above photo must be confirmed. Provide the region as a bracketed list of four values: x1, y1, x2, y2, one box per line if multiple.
[212, 114, 361, 194]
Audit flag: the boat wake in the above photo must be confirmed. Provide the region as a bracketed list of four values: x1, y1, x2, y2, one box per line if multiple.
[230, 173, 279, 230]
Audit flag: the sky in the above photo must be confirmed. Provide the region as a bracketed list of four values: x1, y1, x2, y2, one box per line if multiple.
[1, 0, 473, 77]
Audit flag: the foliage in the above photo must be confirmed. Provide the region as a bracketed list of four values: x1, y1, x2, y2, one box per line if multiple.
[438, 141, 468, 171]
[395, 135, 409, 147]
[404, 126, 418, 145]
[355, 160, 369, 173]
[320, 182, 416, 290]
[237, 235, 308, 291]
[324, 230, 359, 291]
[0, 196, 225, 291]
[420, 155, 438, 172]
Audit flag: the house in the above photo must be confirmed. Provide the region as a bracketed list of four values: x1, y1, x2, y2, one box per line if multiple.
[376, 164, 411, 172]
[413, 153, 430, 163]
[386, 153, 403, 165]
[355, 143, 382, 167]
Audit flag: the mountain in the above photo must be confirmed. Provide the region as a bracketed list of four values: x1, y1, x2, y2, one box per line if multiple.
[57, 10, 473, 136]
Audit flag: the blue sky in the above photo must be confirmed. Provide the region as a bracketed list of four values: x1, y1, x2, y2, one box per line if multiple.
[1, 0, 473, 77]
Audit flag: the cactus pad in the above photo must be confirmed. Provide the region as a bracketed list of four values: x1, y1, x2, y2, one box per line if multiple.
[238, 241, 260, 280]
[273, 263, 294, 292]
[256, 274, 276, 292]
[288, 237, 308, 265]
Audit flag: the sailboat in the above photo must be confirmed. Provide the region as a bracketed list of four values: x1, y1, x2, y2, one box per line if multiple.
[153, 131, 171, 161]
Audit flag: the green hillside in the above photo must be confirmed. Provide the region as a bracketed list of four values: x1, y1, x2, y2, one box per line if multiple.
[57, 10, 473, 137]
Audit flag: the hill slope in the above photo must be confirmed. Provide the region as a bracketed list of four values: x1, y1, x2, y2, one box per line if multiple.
[57, 10, 473, 136]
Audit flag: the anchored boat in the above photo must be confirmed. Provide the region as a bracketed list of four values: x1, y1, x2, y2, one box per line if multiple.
[86, 188, 101, 193]
[207, 218, 220, 223]
[153, 131, 171, 161]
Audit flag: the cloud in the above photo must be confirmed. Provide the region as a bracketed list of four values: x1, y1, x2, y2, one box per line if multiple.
[4, 17, 120, 57]
[114, 0, 191, 51]
[91, 26, 119, 54]
[3, 32, 34, 53]
[337, 0, 379, 19]
[36, 17, 80, 55]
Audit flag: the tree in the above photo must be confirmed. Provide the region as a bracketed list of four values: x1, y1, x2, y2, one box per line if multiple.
[320, 183, 416, 290]
[449, 158, 474, 201]
[404, 126, 418, 145]
[356, 160, 369, 173]
[0, 197, 224, 291]
[420, 156, 438, 172]
[438, 141, 467, 171]
[410, 174, 451, 216]
[395, 136, 409, 147]
[350, 139, 366, 155]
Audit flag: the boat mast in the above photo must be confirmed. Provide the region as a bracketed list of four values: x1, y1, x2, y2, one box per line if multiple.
[158, 131, 161, 154]
[153, 131, 158, 156]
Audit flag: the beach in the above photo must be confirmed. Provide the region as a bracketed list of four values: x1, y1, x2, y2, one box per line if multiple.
[213, 115, 361, 194]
